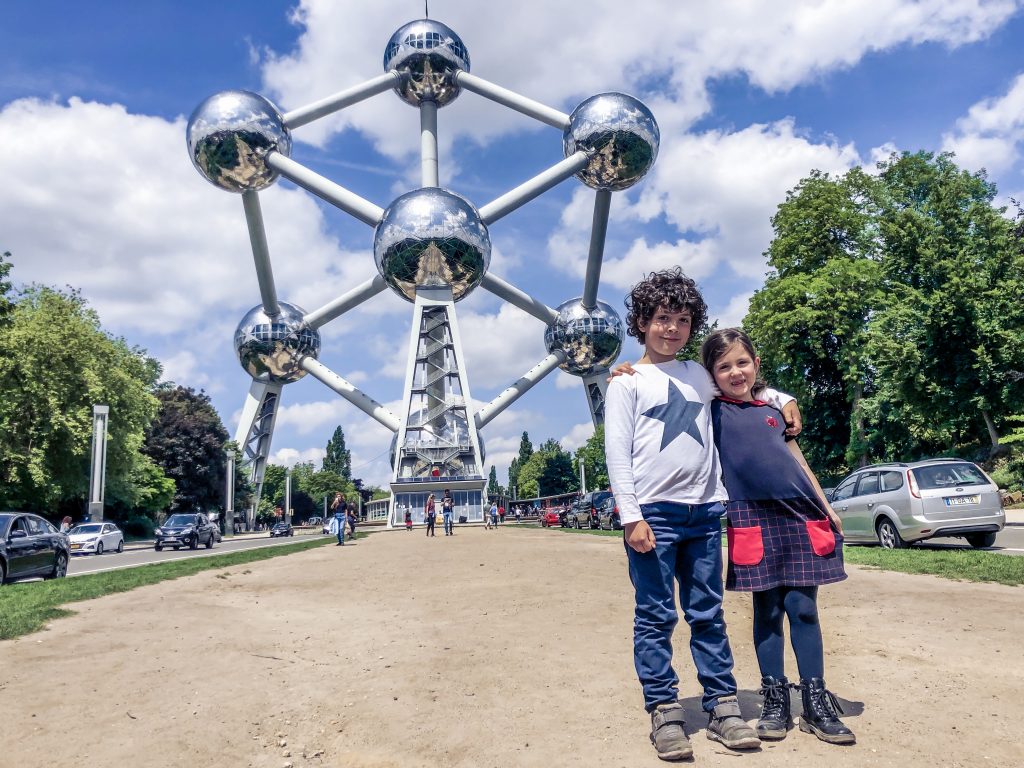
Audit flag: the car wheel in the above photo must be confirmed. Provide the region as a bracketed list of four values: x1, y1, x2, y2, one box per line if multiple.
[0, 561, 6, 586]
[116, 539, 124, 553]
[155, 544, 162, 551]
[876, 518, 906, 549]
[206, 534, 214, 549]
[174, 546, 180, 551]
[96, 542, 104, 556]
[967, 532, 997, 548]
[48, 553, 68, 580]
[189, 536, 199, 550]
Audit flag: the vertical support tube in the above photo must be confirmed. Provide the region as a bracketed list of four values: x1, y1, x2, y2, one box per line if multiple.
[581, 189, 612, 310]
[242, 191, 281, 317]
[285, 470, 292, 526]
[88, 405, 109, 522]
[224, 450, 236, 538]
[420, 101, 439, 188]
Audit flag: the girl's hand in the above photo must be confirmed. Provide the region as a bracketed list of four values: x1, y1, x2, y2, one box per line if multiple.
[827, 506, 844, 534]
[624, 520, 656, 552]
[607, 361, 638, 381]
[782, 401, 802, 437]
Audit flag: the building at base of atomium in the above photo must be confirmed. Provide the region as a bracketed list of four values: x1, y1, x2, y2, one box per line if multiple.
[186, 18, 659, 529]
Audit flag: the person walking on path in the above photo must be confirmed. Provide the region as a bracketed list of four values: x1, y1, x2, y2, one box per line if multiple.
[347, 505, 358, 542]
[702, 328, 854, 746]
[488, 501, 498, 529]
[404, 508, 413, 531]
[59, 516, 72, 533]
[425, 494, 437, 537]
[442, 489, 455, 536]
[330, 492, 347, 546]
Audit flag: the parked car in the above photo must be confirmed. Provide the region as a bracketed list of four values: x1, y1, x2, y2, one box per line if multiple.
[539, 510, 561, 527]
[211, 524, 223, 544]
[829, 458, 1005, 549]
[597, 496, 622, 530]
[270, 521, 294, 538]
[154, 513, 216, 551]
[68, 522, 124, 555]
[0, 512, 70, 584]
[307, 516, 323, 527]
[568, 491, 613, 529]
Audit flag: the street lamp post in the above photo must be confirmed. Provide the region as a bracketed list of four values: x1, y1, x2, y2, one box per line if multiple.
[284, 469, 292, 525]
[88, 405, 109, 522]
[224, 449, 236, 538]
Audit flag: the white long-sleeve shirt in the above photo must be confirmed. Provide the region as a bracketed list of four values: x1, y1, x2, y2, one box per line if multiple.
[604, 360, 793, 526]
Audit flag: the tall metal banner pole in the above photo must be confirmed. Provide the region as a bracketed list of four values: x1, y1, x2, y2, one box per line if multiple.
[224, 449, 236, 537]
[285, 469, 292, 525]
[88, 405, 109, 522]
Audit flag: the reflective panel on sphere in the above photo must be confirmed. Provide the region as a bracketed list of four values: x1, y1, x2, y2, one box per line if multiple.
[374, 188, 490, 302]
[234, 303, 320, 383]
[544, 299, 624, 376]
[187, 90, 291, 193]
[383, 19, 469, 107]
[563, 93, 659, 191]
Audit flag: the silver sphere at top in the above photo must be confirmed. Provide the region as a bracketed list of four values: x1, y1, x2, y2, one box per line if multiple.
[544, 298, 624, 376]
[187, 90, 291, 193]
[383, 19, 470, 107]
[563, 93, 659, 191]
[234, 302, 320, 384]
[374, 187, 491, 303]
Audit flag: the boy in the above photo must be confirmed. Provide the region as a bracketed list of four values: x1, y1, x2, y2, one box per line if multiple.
[605, 267, 799, 761]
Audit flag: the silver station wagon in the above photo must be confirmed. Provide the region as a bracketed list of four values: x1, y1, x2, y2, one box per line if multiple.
[829, 458, 1005, 549]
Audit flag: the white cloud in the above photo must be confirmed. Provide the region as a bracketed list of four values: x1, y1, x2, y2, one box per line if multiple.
[715, 290, 756, 329]
[560, 421, 595, 452]
[942, 72, 1024, 175]
[270, 446, 327, 467]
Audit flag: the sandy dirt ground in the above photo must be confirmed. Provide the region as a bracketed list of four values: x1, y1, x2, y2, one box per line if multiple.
[1, 525, 1022, 768]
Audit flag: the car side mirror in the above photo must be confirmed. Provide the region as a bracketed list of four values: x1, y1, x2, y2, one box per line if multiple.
[9, 529, 27, 540]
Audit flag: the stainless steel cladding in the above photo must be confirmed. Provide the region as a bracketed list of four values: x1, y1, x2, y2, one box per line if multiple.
[234, 302, 320, 383]
[563, 93, 660, 191]
[544, 299, 624, 376]
[384, 19, 470, 107]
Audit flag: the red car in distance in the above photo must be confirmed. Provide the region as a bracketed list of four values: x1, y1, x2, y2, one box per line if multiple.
[539, 509, 561, 527]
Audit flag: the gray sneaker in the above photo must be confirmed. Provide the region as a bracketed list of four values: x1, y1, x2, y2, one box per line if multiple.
[650, 702, 693, 761]
[706, 695, 761, 750]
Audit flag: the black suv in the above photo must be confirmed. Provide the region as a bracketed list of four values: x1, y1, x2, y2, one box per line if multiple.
[569, 491, 613, 529]
[155, 513, 216, 551]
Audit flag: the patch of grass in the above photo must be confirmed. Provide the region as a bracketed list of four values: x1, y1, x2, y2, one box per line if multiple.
[843, 545, 1024, 587]
[0, 537, 336, 641]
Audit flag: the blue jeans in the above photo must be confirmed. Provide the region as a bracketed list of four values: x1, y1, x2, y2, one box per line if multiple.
[443, 512, 453, 534]
[335, 517, 345, 545]
[626, 501, 736, 712]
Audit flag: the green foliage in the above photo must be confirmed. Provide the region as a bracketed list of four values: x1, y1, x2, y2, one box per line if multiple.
[323, 425, 351, 481]
[0, 286, 161, 513]
[487, 465, 500, 495]
[516, 438, 578, 497]
[0, 251, 13, 326]
[574, 424, 609, 490]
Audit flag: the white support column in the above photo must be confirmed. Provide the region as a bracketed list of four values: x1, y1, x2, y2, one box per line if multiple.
[480, 273, 559, 324]
[455, 72, 570, 129]
[284, 470, 292, 525]
[88, 405, 109, 522]
[234, 379, 283, 530]
[224, 449, 236, 538]
[581, 368, 611, 427]
[265, 152, 384, 226]
[283, 72, 401, 128]
[581, 189, 612, 310]
[474, 351, 567, 429]
[479, 151, 590, 225]
[241, 191, 280, 317]
[304, 274, 388, 329]
[299, 357, 400, 432]
[420, 101, 439, 187]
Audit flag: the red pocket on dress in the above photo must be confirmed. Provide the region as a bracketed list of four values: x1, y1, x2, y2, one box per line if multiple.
[805, 519, 836, 556]
[727, 525, 764, 566]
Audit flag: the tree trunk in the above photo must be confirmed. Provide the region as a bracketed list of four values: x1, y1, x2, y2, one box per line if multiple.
[853, 381, 868, 467]
[982, 409, 1007, 457]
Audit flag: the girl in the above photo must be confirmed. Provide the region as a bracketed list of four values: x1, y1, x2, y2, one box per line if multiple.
[404, 508, 413, 531]
[425, 494, 437, 537]
[701, 328, 855, 746]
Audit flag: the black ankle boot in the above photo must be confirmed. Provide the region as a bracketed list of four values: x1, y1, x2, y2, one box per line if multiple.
[756, 676, 792, 740]
[798, 678, 856, 745]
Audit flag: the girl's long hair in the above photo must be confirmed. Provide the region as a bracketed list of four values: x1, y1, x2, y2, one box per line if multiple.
[700, 328, 767, 399]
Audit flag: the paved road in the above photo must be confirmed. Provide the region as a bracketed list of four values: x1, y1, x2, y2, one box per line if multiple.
[67, 529, 329, 577]
[907, 521, 1024, 556]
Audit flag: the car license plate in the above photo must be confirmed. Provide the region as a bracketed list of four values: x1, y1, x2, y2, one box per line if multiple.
[70, 543, 82, 550]
[944, 495, 979, 506]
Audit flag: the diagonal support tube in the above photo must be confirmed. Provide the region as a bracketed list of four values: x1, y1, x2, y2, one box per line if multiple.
[283, 72, 401, 128]
[479, 151, 590, 225]
[474, 351, 566, 429]
[581, 189, 612, 310]
[455, 72, 570, 130]
[266, 152, 384, 226]
[480, 273, 559, 325]
[303, 274, 388, 329]
[300, 357, 400, 433]
[241, 191, 280, 317]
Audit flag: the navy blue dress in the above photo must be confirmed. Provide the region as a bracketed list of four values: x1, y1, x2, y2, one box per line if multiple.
[711, 397, 846, 591]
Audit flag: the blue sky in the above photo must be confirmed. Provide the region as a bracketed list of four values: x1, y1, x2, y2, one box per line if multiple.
[4, 0, 1024, 490]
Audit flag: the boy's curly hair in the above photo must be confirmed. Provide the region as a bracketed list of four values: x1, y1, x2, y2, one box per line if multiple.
[624, 267, 708, 344]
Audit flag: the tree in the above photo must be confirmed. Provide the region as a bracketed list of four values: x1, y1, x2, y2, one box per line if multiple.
[0, 251, 13, 326]
[487, 465, 500, 496]
[323, 425, 351, 481]
[574, 424, 609, 490]
[507, 457, 520, 497]
[517, 431, 534, 466]
[0, 285, 163, 514]
[516, 438, 578, 497]
[143, 386, 231, 514]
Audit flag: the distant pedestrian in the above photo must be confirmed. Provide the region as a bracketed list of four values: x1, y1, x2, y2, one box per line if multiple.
[489, 501, 498, 529]
[425, 494, 437, 537]
[59, 516, 72, 533]
[330, 492, 346, 546]
[404, 508, 413, 531]
[498, 505, 506, 524]
[442, 489, 454, 536]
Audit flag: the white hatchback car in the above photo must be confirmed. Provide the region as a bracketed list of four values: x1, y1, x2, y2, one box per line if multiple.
[68, 522, 125, 555]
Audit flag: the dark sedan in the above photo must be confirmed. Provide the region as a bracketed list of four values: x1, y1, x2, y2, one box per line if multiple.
[0, 512, 70, 585]
[269, 521, 294, 537]
[154, 513, 216, 551]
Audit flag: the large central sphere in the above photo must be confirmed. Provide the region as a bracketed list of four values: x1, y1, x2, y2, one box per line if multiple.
[187, 90, 291, 193]
[234, 302, 320, 383]
[383, 19, 470, 107]
[563, 93, 659, 191]
[373, 188, 491, 302]
[544, 299, 625, 376]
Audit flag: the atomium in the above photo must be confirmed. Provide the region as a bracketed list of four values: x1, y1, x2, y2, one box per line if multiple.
[373, 187, 491, 302]
[187, 90, 291, 193]
[564, 92, 660, 191]
[234, 302, 320, 383]
[384, 19, 470, 107]
[544, 299, 625, 377]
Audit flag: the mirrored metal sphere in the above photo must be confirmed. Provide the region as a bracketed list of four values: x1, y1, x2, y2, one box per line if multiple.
[544, 299, 624, 376]
[187, 90, 291, 193]
[234, 302, 320, 383]
[563, 93, 659, 191]
[383, 19, 470, 107]
[374, 188, 491, 302]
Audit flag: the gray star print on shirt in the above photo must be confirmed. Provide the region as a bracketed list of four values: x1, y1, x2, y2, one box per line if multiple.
[641, 381, 705, 451]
